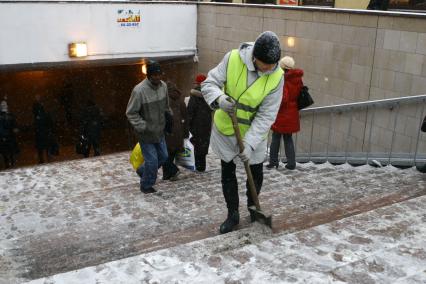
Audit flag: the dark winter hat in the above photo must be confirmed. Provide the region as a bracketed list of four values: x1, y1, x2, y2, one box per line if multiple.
[252, 31, 281, 64]
[146, 60, 162, 76]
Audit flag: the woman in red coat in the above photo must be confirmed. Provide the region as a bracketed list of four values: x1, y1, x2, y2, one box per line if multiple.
[267, 56, 304, 170]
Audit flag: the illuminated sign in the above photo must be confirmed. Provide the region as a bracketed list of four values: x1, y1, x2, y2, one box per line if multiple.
[117, 9, 141, 27]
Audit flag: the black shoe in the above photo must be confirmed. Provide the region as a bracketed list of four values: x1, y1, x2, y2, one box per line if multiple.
[196, 166, 206, 172]
[219, 210, 240, 234]
[140, 186, 157, 194]
[169, 170, 180, 181]
[266, 163, 278, 169]
[285, 164, 295, 170]
[162, 174, 171, 181]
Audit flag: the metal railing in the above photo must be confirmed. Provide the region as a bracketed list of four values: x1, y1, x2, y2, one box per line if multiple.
[269, 94, 426, 167]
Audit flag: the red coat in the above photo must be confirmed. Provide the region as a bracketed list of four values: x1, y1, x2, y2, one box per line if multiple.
[271, 69, 304, 134]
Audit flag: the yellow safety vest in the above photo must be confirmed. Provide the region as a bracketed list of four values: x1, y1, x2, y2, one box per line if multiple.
[214, 49, 283, 138]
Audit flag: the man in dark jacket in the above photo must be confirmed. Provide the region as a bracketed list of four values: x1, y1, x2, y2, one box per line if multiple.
[0, 101, 19, 169]
[126, 61, 171, 194]
[187, 74, 212, 172]
[80, 99, 103, 157]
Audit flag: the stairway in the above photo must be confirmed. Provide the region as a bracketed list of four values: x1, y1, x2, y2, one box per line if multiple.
[0, 152, 425, 283]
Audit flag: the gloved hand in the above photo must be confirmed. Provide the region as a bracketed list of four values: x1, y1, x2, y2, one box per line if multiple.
[217, 95, 236, 114]
[238, 142, 253, 162]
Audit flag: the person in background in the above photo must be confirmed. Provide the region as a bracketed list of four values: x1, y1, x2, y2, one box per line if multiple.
[80, 99, 103, 157]
[126, 61, 170, 194]
[60, 82, 74, 126]
[367, 0, 389, 10]
[0, 96, 7, 111]
[267, 56, 303, 170]
[202, 31, 284, 234]
[33, 95, 56, 164]
[162, 82, 189, 181]
[0, 100, 19, 169]
[187, 74, 212, 172]
[418, 115, 426, 173]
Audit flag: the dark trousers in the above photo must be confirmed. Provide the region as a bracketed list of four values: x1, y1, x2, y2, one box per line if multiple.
[84, 140, 101, 158]
[269, 132, 296, 168]
[163, 149, 179, 178]
[195, 154, 207, 172]
[37, 148, 50, 164]
[1, 152, 15, 168]
[221, 160, 263, 212]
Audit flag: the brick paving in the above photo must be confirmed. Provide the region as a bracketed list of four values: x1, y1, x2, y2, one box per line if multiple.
[0, 152, 425, 283]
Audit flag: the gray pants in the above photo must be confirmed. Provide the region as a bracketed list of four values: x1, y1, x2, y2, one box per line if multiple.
[269, 132, 295, 168]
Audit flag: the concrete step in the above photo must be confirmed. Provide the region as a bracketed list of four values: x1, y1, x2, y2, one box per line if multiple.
[0, 152, 425, 283]
[25, 195, 426, 284]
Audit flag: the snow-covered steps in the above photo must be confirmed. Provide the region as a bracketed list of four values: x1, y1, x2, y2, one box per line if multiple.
[0, 152, 425, 283]
[26, 195, 426, 284]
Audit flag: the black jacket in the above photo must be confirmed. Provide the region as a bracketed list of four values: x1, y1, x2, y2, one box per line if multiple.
[0, 111, 18, 154]
[81, 104, 103, 141]
[187, 86, 212, 156]
[33, 103, 55, 150]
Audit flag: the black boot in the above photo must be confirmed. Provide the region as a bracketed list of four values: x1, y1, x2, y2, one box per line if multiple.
[248, 207, 256, 223]
[195, 155, 206, 172]
[266, 162, 278, 169]
[219, 210, 240, 234]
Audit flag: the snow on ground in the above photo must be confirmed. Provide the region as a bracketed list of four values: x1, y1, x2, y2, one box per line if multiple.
[0, 152, 425, 283]
[27, 195, 426, 284]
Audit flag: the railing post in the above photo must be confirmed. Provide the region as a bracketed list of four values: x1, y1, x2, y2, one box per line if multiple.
[326, 112, 333, 162]
[366, 106, 375, 165]
[414, 101, 426, 167]
[344, 108, 353, 164]
[294, 132, 298, 162]
[388, 103, 400, 166]
[309, 111, 315, 162]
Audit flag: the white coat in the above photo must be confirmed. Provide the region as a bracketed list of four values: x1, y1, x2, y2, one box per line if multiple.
[201, 43, 284, 164]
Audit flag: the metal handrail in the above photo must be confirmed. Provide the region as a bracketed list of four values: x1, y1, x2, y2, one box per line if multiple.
[270, 94, 426, 168]
[300, 94, 426, 114]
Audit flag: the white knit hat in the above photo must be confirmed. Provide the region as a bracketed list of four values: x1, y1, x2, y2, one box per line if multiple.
[279, 56, 295, 70]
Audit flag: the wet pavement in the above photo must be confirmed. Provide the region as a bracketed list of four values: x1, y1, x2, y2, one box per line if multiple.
[0, 152, 425, 283]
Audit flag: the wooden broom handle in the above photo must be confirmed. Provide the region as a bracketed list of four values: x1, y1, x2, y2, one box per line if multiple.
[229, 111, 261, 211]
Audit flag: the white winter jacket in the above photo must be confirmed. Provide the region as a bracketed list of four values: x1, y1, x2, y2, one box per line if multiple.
[201, 43, 284, 164]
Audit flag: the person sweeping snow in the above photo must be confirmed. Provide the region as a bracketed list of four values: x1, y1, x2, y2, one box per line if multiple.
[201, 31, 284, 234]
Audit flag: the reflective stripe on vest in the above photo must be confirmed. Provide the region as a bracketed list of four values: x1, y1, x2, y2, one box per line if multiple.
[214, 49, 283, 137]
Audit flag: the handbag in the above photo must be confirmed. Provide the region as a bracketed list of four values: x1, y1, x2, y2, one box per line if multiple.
[297, 85, 314, 110]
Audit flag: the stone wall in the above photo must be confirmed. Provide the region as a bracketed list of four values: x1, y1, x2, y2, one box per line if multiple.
[196, 4, 426, 159]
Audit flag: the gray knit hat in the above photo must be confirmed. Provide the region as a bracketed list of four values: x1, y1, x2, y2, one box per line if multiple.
[253, 31, 281, 64]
